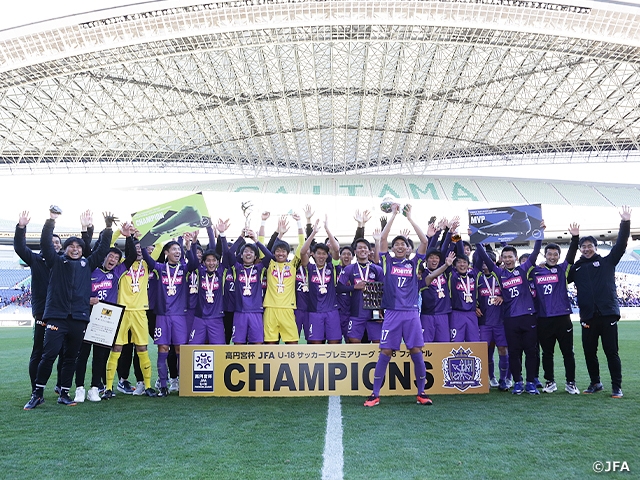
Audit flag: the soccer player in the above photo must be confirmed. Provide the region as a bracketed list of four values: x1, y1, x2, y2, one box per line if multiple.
[300, 217, 341, 344]
[141, 239, 189, 397]
[24, 211, 114, 410]
[475, 249, 509, 391]
[475, 221, 545, 395]
[262, 213, 305, 344]
[364, 203, 436, 407]
[74, 226, 137, 402]
[338, 237, 384, 343]
[224, 227, 274, 344]
[529, 224, 580, 394]
[103, 226, 158, 399]
[448, 245, 480, 342]
[419, 248, 453, 343]
[568, 206, 631, 398]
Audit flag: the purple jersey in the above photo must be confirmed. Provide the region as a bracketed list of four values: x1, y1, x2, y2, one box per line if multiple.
[335, 264, 351, 317]
[476, 241, 541, 318]
[233, 263, 269, 312]
[476, 272, 503, 326]
[419, 268, 452, 315]
[530, 263, 572, 318]
[147, 269, 158, 312]
[295, 266, 310, 312]
[338, 262, 384, 319]
[187, 270, 199, 310]
[91, 263, 127, 304]
[380, 252, 425, 311]
[193, 266, 225, 318]
[222, 268, 236, 312]
[307, 262, 338, 313]
[142, 246, 189, 316]
[449, 268, 479, 312]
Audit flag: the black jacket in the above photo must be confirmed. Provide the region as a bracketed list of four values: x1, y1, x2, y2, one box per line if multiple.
[568, 220, 630, 321]
[41, 219, 112, 322]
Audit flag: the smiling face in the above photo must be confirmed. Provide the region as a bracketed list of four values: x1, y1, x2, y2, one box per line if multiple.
[103, 251, 121, 270]
[340, 248, 353, 265]
[274, 246, 288, 263]
[455, 258, 469, 275]
[242, 246, 257, 266]
[312, 248, 329, 267]
[501, 251, 517, 269]
[52, 236, 62, 253]
[354, 243, 370, 263]
[65, 241, 83, 260]
[392, 239, 408, 258]
[204, 254, 218, 272]
[545, 248, 560, 266]
[165, 244, 182, 264]
[427, 253, 440, 270]
[579, 241, 597, 259]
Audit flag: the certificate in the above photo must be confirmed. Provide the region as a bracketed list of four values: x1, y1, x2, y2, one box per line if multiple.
[84, 301, 125, 347]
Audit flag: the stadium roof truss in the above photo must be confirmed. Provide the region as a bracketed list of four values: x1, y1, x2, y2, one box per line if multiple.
[1, 0, 640, 175]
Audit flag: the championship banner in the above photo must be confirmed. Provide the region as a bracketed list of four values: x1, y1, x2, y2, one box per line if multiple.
[468, 203, 543, 244]
[132, 192, 212, 247]
[84, 301, 125, 347]
[180, 343, 489, 397]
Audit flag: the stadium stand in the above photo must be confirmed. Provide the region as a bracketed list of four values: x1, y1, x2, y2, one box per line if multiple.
[513, 181, 569, 206]
[552, 183, 610, 207]
[472, 179, 526, 204]
[0, 270, 31, 288]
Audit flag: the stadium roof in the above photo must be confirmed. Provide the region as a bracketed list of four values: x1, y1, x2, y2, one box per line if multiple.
[2, 0, 640, 176]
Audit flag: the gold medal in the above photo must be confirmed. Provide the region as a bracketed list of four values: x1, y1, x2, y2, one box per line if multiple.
[167, 286, 177, 296]
[132, 284, 140, 293]
[243, 286, 252, 296]
[206, 293, 214, 303]
[302, 285, 309, 292]
[277, 285, 284, 294]
[464, 293, 473, 303]
[438, 290, 445, 298]
[190, 286, 198, 294]
[319, 286, 327, 295]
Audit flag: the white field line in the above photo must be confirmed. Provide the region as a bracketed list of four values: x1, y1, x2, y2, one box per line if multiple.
[321, 395, 344, 480]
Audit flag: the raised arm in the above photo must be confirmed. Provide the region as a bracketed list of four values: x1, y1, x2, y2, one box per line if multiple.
[380, 204, 400, 253]
[565, 222, 580, 265]
[353, 209, 371, 245]
[300, 219, 320, 267]
[14, 211, 34, 264]
[404, 204, 428, 255]
[120, 222, 137, 270]
[206, 225, 217, 251]
[323, 215, 340, 260]
[423, 251, 455, 285]
[609, 206, 632, 264]
[475, 242, 497, 273]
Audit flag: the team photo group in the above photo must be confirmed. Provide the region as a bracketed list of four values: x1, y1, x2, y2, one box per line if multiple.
[16, 199, 632, 410]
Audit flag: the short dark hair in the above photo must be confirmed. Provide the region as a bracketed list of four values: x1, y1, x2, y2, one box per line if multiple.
[454, 253, 470, 265]
[501, 246, 518, 257]
[107, 247, 123, 262]
[312, 243, 330, 254]
[544, 243, 561, 254]
[352, 238, 370, 250]
[579, 236, 598, 248]
[202, 249, 220, 262]
[340, 245, 355, 255]
[273, 241, 290, 254]
[391, 235, 409, 248]
[425, 247, 442, 260]
[241, 243, 259, 258]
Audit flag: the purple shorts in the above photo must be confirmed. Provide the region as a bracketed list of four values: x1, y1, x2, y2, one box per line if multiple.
[232, 312, 264, 344]
[308, 310, 342, 342]
[366, 320, 382, 342]
[189, 316, 225, 345]
[420, 313, 450, 342]
[379, 309, 424, 351]
[339, 312, 350, 342]
[449, 310, 480, 342]
[185, 309, 196, 335]
[480, 323, 508, 347]
[295, 309, 310, 340]
[154, 315, 188, 346]
[347, 316, 367, 341]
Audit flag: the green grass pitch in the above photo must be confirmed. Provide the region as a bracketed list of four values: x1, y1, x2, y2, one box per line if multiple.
[1, 322, 638, 479]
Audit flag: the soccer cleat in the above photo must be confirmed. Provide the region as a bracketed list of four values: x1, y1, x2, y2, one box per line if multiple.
[611, 388, 624, 398]
[416, 393, 433, 405]
[132, 381, 146, 396]
[54, 385, 61, 395]
[476, 211, 531, 238]
[489, 377, 499, 388]
[117, 380, 134, 395]
[505, 377, 513, 388]
[363, 394, 380, 407]
[542, 381, 557, 393]
[98, 384, 106, 395]
[144, 388, 157, 397]
[498, 379, 509, 392]
[583, 382, 604, 394]
[157, 386, 170, 397]
[74, 386, 86, 403]
[534, 377, 543, 389]
[565, 382, 580, 395]
[511, 382, 524, 395]
[57, 393, 77, 406]
[525, 382, 540, 395]
[87, 387, 102, 402]
[24, 393, 44, 410]
[150, 206, 203, 235]
[101, 389, 116, 400]
[169, 377, 180, 393]
[155, 378, 161, 390]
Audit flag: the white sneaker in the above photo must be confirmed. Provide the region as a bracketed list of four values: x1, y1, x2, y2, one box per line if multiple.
[542, 381, 557, 393]
[132, 381, 145, 396]
[169, 377, 179, 393]
[506, 378, 513, 388]
[74, 386, 86, 403]
[87, 386, 102, 402]
[489, 377, 499, 388]
[565, 382, 580, 395]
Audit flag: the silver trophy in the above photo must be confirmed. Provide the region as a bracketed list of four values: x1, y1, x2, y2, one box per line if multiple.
[241, 201, 253, 237]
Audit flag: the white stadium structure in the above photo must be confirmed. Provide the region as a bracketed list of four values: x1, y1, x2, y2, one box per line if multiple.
[2, 0, 640, 318]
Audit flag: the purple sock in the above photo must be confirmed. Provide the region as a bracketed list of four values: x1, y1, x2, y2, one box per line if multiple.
[488, 345, 495, 379]
[372, 353, 391, 397]
[499, 354, 509, 382]
[411, 352, 426, 394]
[158, 351, 169, 388]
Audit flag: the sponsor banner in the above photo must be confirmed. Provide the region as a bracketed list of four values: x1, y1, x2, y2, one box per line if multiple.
[84, 301, 125, 347]
[132, 192, 211, 248]
[180, 343, 488, 397]
[469, 204, 543, 244]
[0, 318, 33, 327]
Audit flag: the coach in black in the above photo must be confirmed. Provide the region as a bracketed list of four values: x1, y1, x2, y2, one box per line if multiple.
[24, 210, 114, 410]
[568, 205, 631, 398]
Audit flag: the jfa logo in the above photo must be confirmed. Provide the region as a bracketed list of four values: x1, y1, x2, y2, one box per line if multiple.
[593, 461, 629, 473]
[193, 350, 214, 393]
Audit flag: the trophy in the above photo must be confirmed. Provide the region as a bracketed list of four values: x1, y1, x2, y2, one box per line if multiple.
[241, 201, 253, 237]
[380, 197, 394, 213]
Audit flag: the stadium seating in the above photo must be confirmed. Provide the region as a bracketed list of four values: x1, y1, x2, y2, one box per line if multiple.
[0, 270, 31, 288]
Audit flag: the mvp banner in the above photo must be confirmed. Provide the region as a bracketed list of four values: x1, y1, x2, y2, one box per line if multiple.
[179, 343, 489, 397]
